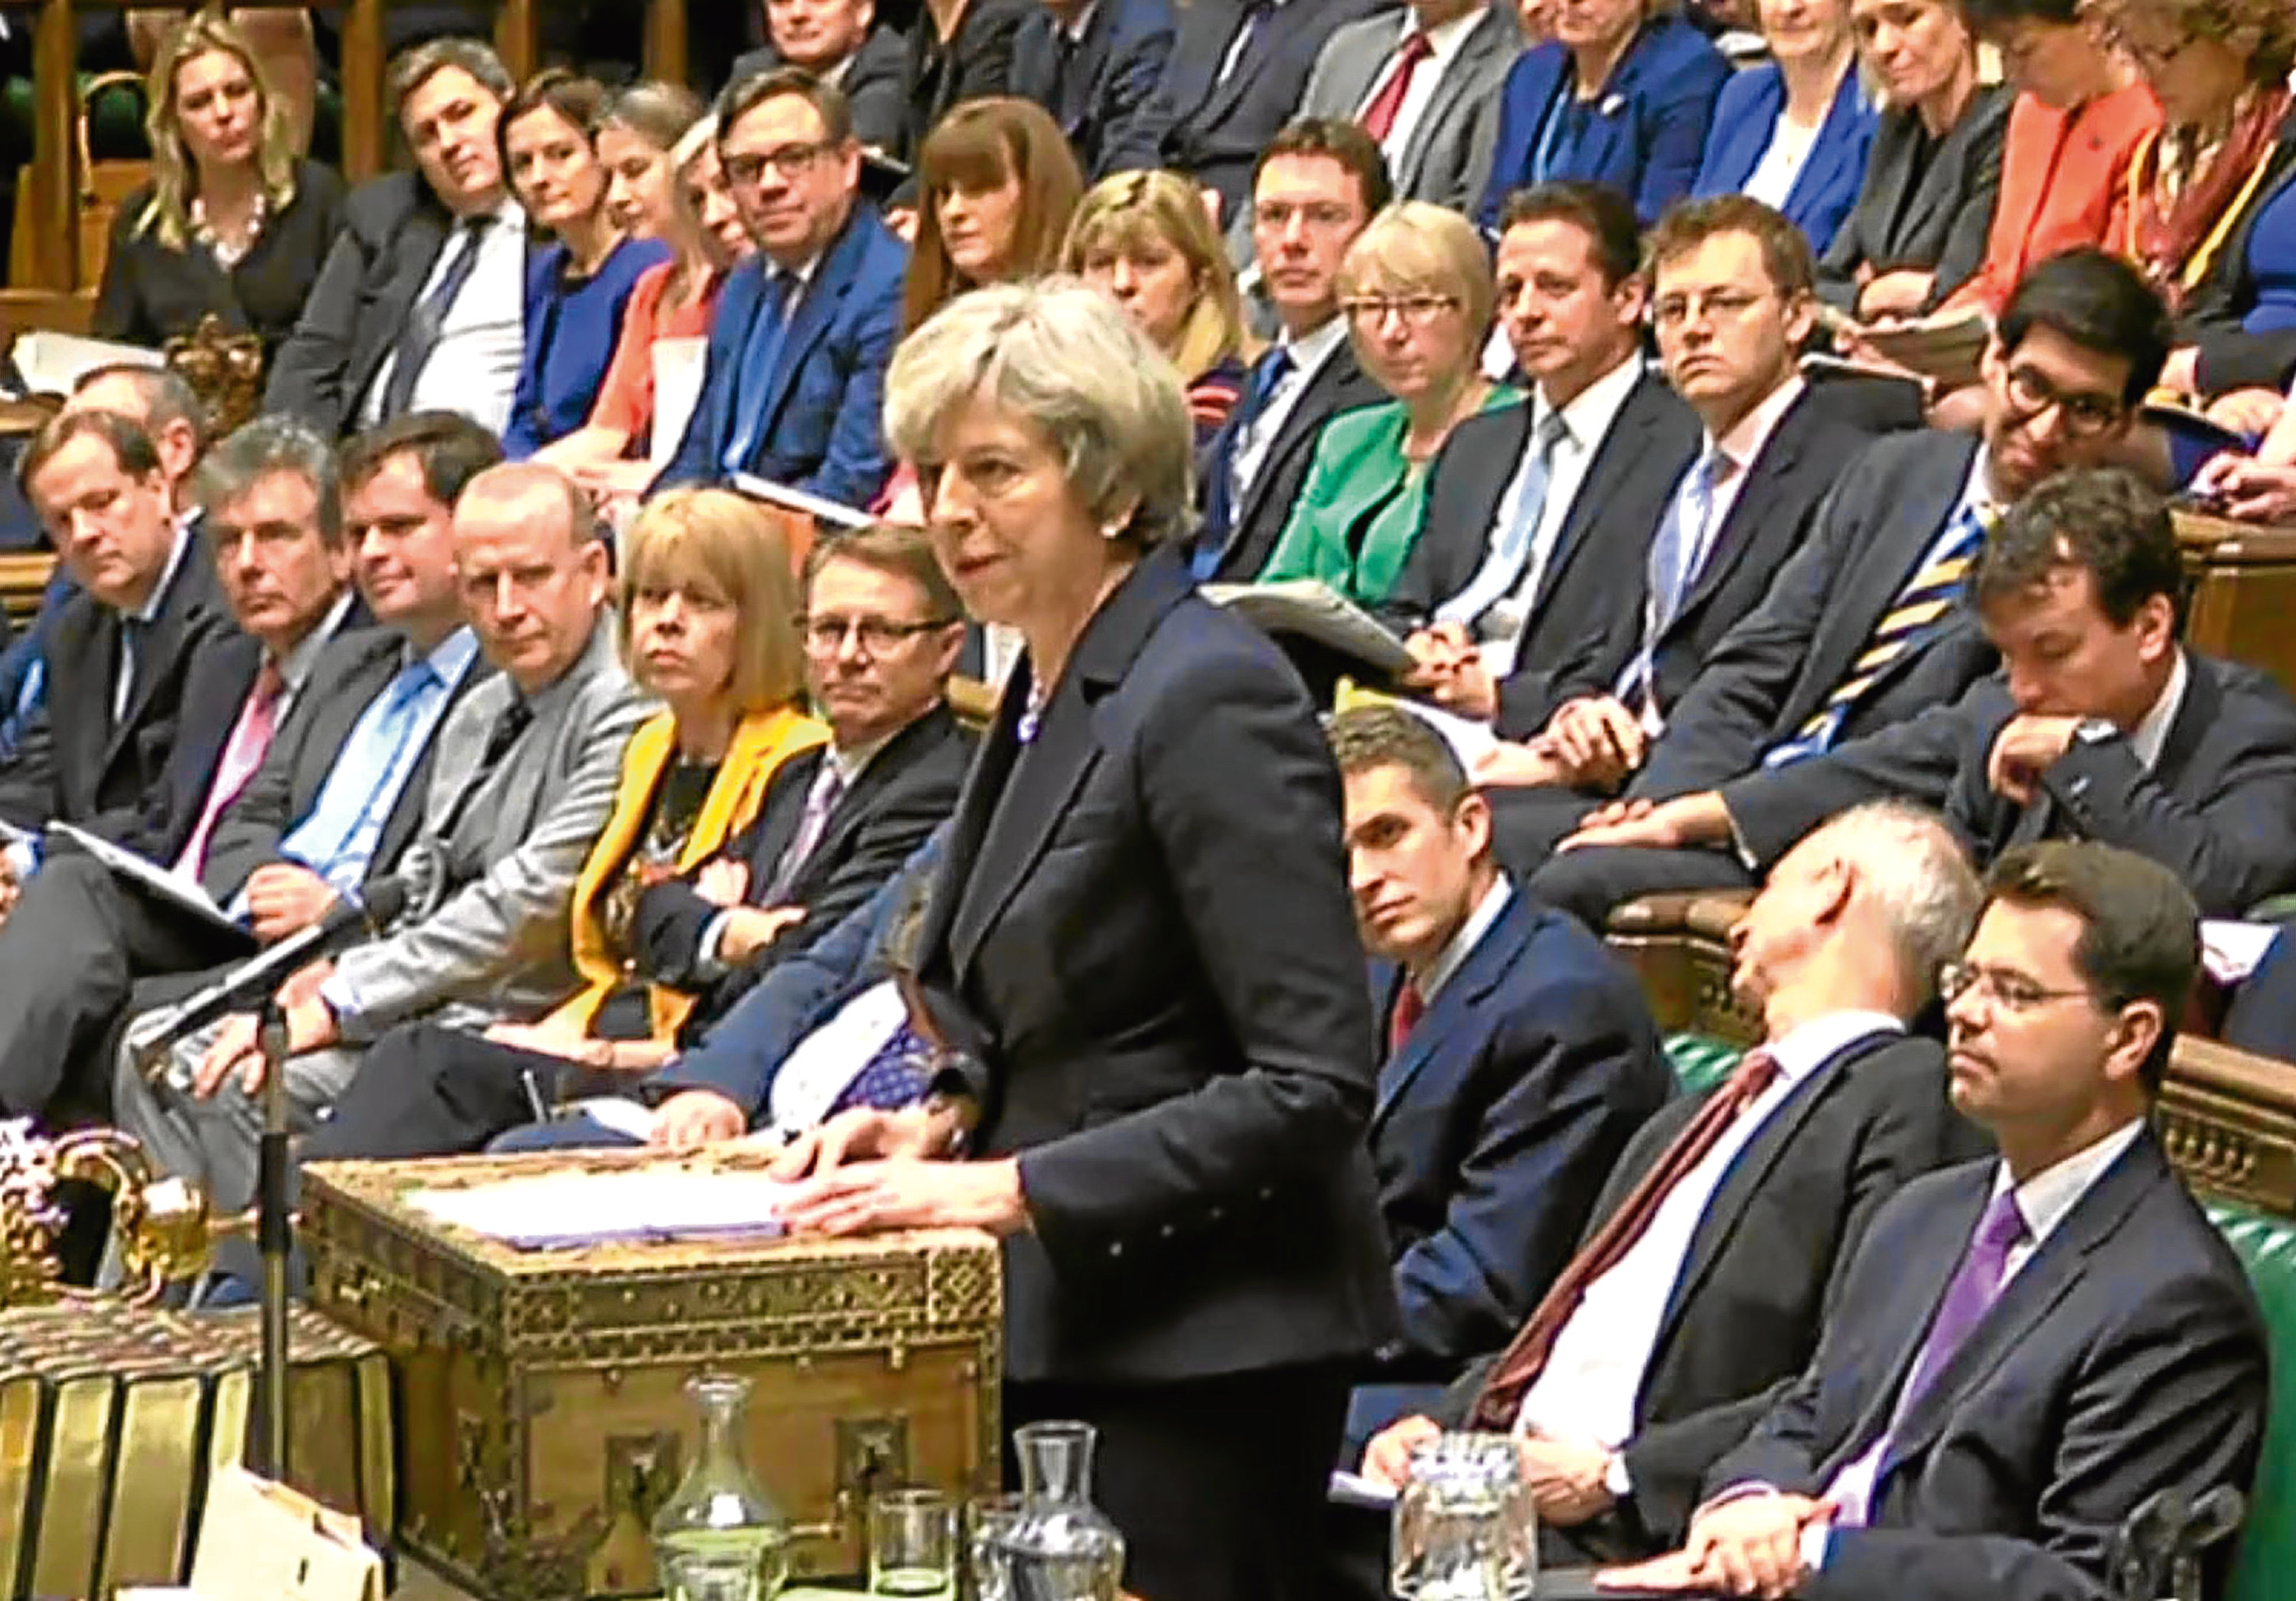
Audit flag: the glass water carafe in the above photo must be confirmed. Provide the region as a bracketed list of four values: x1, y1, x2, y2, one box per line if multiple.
[990, 1420, 1128, 1601]
[1390, 1432, 1538, 1600]
[650, 1371, 793, 1601]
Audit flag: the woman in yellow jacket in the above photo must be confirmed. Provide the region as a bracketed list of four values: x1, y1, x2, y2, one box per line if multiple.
[295, 486, 826, 1159]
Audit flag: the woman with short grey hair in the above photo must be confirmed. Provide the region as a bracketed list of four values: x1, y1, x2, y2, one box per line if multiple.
[775, 279, 1397, 1601]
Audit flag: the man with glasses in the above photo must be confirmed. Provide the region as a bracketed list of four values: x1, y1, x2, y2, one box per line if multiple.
[1462, 196, 1883, 863]
[1696, 466, 2296, 917]
[1606, 840, 2265, 1601]
[1189, 119, 1391, 585]
[1525, 248, 2175, 929]
[656, 67, 906, 507]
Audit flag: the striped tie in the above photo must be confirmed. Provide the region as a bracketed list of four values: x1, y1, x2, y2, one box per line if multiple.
[1764, 501, 1998, 769]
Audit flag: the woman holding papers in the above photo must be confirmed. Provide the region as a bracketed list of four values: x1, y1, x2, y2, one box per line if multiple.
[93, 11, 346, 364]
[771, 282, 1396, 1601]
[1257, 203, 1518, 608]
[536, 100, 751, 504]
[301, 490, 825, 1154]
[499, 70, 674, 459]
[1063, 169, 1254, 445]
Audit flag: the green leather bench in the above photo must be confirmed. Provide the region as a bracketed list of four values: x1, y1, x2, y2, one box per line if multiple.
[1659, 1032, 2296, 1599]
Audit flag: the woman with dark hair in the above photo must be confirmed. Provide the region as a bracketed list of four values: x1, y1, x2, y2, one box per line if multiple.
[499, 69, 673, 458]
[901, 96, 1083, 332]
[94, 11, 345, 362]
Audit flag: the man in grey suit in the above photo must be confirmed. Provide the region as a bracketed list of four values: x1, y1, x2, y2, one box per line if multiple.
[116, 461, 647, 1219]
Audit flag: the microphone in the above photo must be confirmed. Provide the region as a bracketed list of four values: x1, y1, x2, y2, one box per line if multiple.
[132, 877, 411, 1081]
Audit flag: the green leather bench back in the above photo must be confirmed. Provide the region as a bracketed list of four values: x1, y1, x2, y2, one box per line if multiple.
[1660, 1032, 2296, 1598]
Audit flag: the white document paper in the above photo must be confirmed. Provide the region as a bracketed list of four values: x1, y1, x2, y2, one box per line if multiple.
[647, 335, 709, 474]
[405, 1166, 797, 1250]
[1201, 579, 1418, 677]
[47, 820, 242, 935]
[10, 329, 165, 396]
[1328, 1469, 1400, 1511]
[731, 471, 873, 530]
[2203, 919, 2282, 985]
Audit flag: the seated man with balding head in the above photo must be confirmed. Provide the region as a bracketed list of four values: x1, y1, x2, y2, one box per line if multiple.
[115, 460, 650, 1228]
[1339, 803, 1990, 1585]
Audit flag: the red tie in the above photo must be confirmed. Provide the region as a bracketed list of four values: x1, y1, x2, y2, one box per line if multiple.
[174, 660, 285, 879]
[1360, 32, 1435, 143]
[1388, 980, 1426, 1058]
[1469, 1048, 1783, 1430]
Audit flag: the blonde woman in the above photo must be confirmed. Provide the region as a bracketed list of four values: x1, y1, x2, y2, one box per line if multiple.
[94, 10, 346, 360]
[1065, 168, 1254, 445]
[539, 102, 751, 499]
[1258, 202, 1519, 607]
[298, 487, 827, 1158]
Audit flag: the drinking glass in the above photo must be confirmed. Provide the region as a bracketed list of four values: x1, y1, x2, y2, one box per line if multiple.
[966, 1492, 1026, 1601]
[871, 1486, 957, 1599]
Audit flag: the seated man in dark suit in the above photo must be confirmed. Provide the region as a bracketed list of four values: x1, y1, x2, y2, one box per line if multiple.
[1009, 0, 1176, 179]
[0, 364, 211, 755]
[1457, 197, 1886, 862]
[1609, 841, 2266, 1601]
[0, 411, 229, 850]
[1187, 119, 1389, 585]
[0, 412, 501, 1123]
[1383, 181, 1694, 717]
[264, 38, 527, 439]
[1528, 248, 2176, 928]
[293, 521, 970, 1160]
[729, 0, 908, 154]
[1343, 802, 1987, 1580]
[1720, 467, 2296, 918]
[654, 68, 907, 510]
[1148, 0, 1394, 230]
[1326, 704, 1671, 1454]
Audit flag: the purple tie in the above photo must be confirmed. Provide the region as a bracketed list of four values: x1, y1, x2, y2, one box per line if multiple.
[826, 1022, 934, 1117]
[1830, 1189, 2030, 1524]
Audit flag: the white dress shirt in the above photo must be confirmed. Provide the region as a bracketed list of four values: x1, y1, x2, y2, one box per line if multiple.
[1417, 877, 1514, 1007]
[1517, 1009, 1905, 1449]
[362, 194, 528, 435]
[2127, 650, 2190, 771]
[1230, 314, 1351, 507]
[765, 977, 910, 1136]
[1359, 8, 1487, 171]
[1701, 374, 1805, 543]
[1741, 116, 1821, 210]
[1479, 357, 1646, 667]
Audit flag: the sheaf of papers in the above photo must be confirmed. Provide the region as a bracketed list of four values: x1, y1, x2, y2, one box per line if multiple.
[48, 820, 240, 934]
[11, 329, 165, 396]
[1328, 1469, 1399, 1510]
[405, 1166, 794, 1250]
[2203, 919, 2282, 986]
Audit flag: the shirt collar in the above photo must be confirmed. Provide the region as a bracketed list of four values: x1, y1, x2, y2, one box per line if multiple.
[1762, 1009, 1906, 1085]
[1537, 354, 1644, 453]
[130, 524, 194, 625]
[1420, 876, 1514, 1005]
[1991, 1118, 2145, 1250]
[272, 590, 357, 693]
[1062, 2, 1098, 44]
[1280, 314, 1352, 381]
[1408, 6, 1486, 64]
[409, 623, 481, 686]
[2128, 649, 2190, 771]
[1707, 373, 1805, 471]
[1965, 440, 2001, 518]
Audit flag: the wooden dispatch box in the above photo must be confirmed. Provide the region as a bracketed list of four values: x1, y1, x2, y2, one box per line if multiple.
[0, 1299, 393, 1597]
[300, 1150, 1003, 1600]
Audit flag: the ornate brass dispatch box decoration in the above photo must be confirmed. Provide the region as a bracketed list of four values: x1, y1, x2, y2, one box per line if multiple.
[299, 1149, 1004, 1601]
[0, 1299, 393, 1597]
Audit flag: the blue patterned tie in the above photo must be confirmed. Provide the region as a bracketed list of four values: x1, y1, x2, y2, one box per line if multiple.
[825, 1022, 936, 1117]
[1616, 451, 1729, 708]
[1193, 347, 1295, 579]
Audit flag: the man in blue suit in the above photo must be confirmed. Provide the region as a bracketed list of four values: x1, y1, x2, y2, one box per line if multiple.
[655, 67, 906, 508]
[1009, 0, 1177, 179]
[1329, 704, 1672, 1454]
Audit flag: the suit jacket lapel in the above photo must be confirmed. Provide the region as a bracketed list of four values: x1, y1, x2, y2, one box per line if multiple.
[742, 745, 824, 882]
[1879, 1135, 2167, 1479]
[1401, 18, 1506, 184]
[103, 533, 212, 772]
[804, 704, 957, 872]
[1232, 350, 1372, 550]
[351, 199, 452, 402]
[1371, 893, 1534, 1132]
[1194, 0, 1270, 132]
[1533, 373, 1668, 615]
[1670, 403, 1812, 630]
[758, 216, 869, 432]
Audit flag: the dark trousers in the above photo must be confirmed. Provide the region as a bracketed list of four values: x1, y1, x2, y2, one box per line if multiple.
[1004, 1363, 1350, 1601]
[0, 853, 252, 1121]
[299, 1022, 596, 1163]
[1525, 842, 1758, 934]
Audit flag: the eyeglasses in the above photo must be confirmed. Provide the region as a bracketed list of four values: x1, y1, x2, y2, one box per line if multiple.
[1939, 961, 2098, 1014]
[799, 614, 956, 654]
[722, 139, 836, 187]
[1651, 288, 1776, 329]
[1342, 293, 1461, 328]
[2001, 362, 2125, 438]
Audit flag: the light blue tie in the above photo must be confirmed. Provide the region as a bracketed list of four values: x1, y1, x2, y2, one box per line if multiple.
[1616, 451, 1730, 707]
[1437, 409, 1571, 629]
[276, 657, 442, 892]
[720, 271, 796, 475]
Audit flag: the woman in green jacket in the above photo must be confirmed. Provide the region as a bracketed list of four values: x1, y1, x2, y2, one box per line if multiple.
[1260, 201, 1519, 605]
